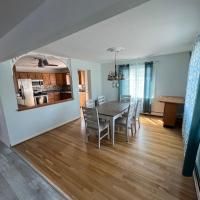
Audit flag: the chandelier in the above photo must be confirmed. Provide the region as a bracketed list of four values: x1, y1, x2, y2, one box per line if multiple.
[107, 47, 125, 88]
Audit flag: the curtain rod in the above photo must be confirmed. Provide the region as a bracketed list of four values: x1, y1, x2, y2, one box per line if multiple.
[118, 60, 159, 66]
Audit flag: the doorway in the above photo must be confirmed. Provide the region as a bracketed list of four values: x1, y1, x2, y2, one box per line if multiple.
[77, 70, 91, 108]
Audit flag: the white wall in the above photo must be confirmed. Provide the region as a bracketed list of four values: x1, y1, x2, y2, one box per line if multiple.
[0, 98, 10, 146]
[0, 58, 101, 146]
[101, 52, 190, 114]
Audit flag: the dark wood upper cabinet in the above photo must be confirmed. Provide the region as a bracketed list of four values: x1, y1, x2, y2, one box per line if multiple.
[35, 73, 43, 80]
[27, 72, 36, 80]
[19, 72, 28, 79]
[49, 73, 56, 86]
[42, 73, 50, 86]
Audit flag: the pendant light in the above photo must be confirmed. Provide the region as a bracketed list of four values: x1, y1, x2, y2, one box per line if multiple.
[107, 47, 125, 88]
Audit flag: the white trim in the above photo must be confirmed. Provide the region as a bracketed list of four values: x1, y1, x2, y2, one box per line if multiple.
[194, 171, 200, 200]
[11, 116, 80, 146]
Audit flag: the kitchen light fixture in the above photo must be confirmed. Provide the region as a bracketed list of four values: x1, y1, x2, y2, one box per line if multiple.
[107, 47, 125, 88]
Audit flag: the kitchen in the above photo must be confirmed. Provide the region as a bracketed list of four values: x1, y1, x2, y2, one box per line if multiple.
[13, 55, 73, 111]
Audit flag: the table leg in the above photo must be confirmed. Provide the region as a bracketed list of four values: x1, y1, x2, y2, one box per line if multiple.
[110, 117, 115, 145]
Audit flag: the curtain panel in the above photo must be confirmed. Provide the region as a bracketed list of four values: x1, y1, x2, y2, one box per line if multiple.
[143, 62, 153, 113]
[118, 64, 129, 99]
[182, 36, 200, 176]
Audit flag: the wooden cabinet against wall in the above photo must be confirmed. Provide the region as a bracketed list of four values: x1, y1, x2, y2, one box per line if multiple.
[48, 92, 54, 104]
[48, 92, 61, 103]
[35, 73, 43, 80]
[49, 73, 56, 86]
[19, 72, 28, 79]
[27, 72, 36, 80]
[56, 73, 62, 86]
[54, 92, 60, 101]
[42, 73, 50, 86]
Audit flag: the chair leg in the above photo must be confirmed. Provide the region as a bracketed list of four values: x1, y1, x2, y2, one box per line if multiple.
[107, 127, 110, 140]
[98, 132, 101, 149]
[126, 127, 129, 142]
[85, 129, 89, 143]
[138, 117, 141, 129]
[134, 120, 137, 134]
[131, 124, 134, 136]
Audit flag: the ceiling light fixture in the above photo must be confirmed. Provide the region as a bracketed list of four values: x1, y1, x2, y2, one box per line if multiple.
[107, 47, 125, 88]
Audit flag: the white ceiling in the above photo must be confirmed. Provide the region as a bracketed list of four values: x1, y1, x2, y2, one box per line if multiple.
[37, 0, 200, 62]
[0, 0, 44, 38]
[0, 0, 148, 62]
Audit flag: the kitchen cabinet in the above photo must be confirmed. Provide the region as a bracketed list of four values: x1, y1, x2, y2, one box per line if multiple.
[19, 72, 28, 79]
[27, 72, 36, 80]
[48, 92, 54, 104]
[48, 92, 61, 103]
[56, 73, 66, 86]
[54, 92, 60, 101]
[42, 73, 50, 86]
[78, 71, 85, 85]
[79, 92, 86, 107]
[15, 72, 20, 79]
[60, 92, 72, 100]
[35, 73, 43, 80]
[49, 73, 56, 86]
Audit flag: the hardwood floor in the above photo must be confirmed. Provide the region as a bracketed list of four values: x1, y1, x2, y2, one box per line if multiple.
[15, 116, 197, 200]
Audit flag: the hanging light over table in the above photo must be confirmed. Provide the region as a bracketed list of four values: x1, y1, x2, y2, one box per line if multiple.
[107, 47, 125, 88]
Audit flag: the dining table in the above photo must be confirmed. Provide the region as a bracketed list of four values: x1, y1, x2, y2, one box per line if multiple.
[97, 101, 129, 145]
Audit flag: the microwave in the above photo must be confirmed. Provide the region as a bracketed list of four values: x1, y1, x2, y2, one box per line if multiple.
[32, 80, 44, 87]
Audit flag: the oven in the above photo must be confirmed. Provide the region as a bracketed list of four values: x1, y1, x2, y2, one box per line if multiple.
[34, 95, 48, 105]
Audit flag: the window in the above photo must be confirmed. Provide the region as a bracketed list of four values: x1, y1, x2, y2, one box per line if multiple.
[129, 64, 145, 99]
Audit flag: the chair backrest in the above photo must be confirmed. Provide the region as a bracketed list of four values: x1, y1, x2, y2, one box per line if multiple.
[134, 99, 141, 118]
[86, 99, 95, 108]
[97, 96, 105, 105]
[82, 107, 100, 130]
[127, 104, 136, 126]
[120, 95, 131, 103]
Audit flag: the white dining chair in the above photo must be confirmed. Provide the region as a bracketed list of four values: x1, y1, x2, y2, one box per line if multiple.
[86, 99, 95, 108]
[97, 96, 105, 105]
[119, 99, 141, 135]
[120, 95, 131, 103]
[82, 107, 110, 148]
[132, 99, 141, 133]
[115, 103, 135, 142]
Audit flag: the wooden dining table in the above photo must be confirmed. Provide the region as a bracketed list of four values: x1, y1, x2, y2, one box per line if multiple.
[97, 101, 129, 145]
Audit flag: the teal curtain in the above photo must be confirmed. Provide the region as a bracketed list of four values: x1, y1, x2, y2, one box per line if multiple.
[182, 36, 200, 176]
[118, 65, 129, 99]
[143, 62, 153, 113]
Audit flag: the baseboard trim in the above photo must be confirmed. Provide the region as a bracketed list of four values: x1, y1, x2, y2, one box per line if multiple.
[13, 148, 71, 200]
[194, 167, 200, 200]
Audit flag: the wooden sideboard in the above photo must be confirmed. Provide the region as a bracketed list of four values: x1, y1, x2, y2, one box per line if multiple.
[159, 96, 184, 128]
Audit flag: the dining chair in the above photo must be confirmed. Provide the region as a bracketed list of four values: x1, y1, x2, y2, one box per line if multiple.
[86, 99, 95, 108]
[97, 96, 105, 105]
[120, 95, 131, 103]
[115, 103, 135, 142]
[82, 107, 110, 148]
[121, 99, 141, 133]
[133, 99, 141, 133]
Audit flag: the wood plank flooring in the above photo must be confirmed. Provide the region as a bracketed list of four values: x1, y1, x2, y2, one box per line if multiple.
[0, 141, 67, 200]
[15, 116, 197, 200]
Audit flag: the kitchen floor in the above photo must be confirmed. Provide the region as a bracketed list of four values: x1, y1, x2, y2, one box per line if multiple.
[0, 142, 67, 200]
[15, 116, 197, 200]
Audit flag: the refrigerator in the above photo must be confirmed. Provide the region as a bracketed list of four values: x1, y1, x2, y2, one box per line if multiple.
[18, 79, 35, 107]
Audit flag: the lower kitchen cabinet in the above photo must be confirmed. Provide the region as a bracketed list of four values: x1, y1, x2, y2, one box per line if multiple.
[48, 92, 55, 104]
